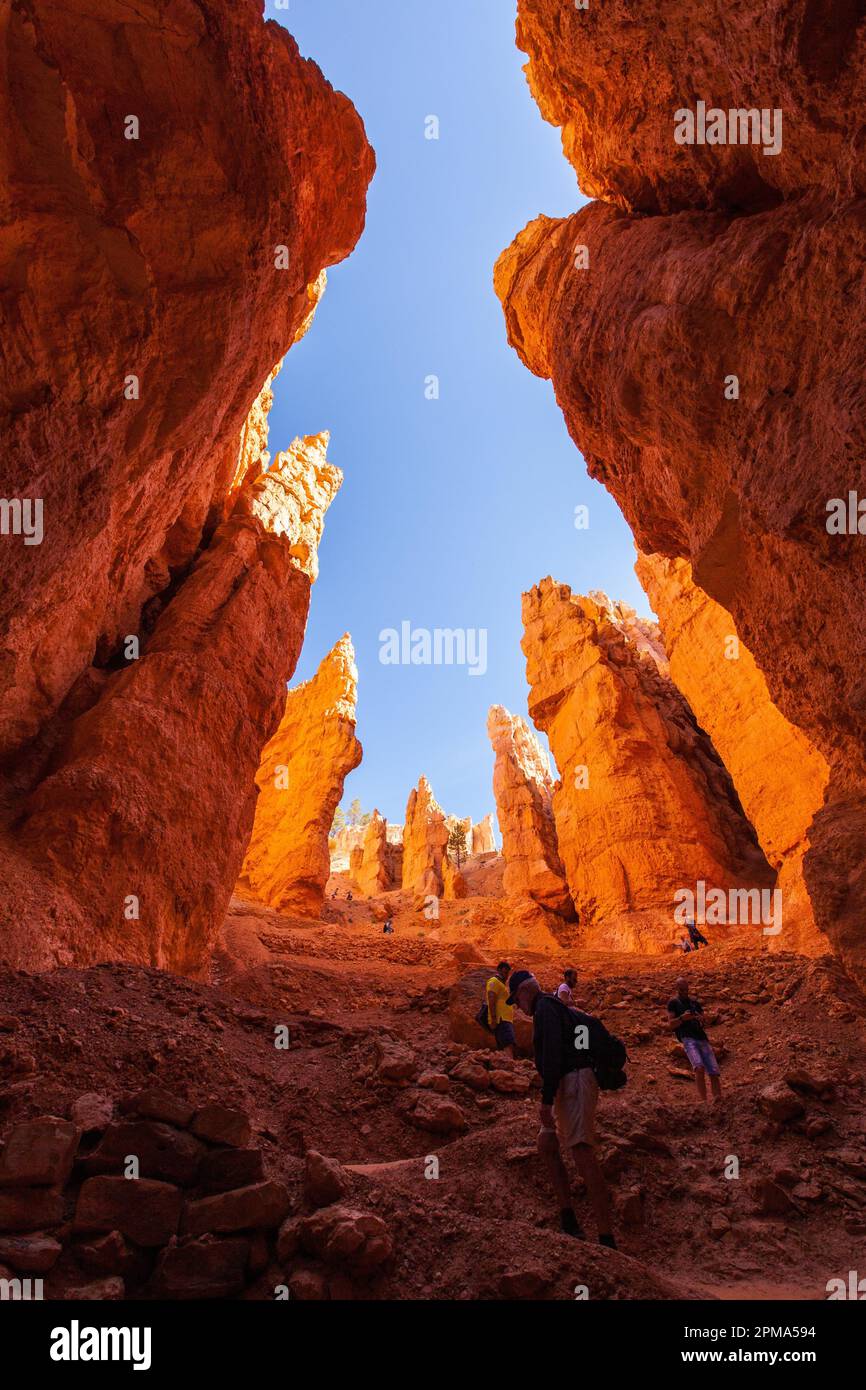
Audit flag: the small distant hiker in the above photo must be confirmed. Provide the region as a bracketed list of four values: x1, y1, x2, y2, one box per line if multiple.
[667, 977, 721, 1105]
[555, 966, 578, 1008]
[508, 970, 623, 1249]
[686, 918, 708, 950]
[480, 960, 515, 1058]
[382, 919, 394, 935]
[346, 892, 353, 903]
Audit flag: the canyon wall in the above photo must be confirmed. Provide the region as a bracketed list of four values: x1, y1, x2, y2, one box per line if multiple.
[0, 1, 374, 971]
[636, 553, 830, 955]
[487, 704, 574, 919]
[522, 580, 773, 951]
[241, 635, 363, 918]
[402, 777, 449, 898]
[8, 433, 343, 971]
[497, 0, 866, 979]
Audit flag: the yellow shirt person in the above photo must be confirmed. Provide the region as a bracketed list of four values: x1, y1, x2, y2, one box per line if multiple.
[486, 972, 514, 1026]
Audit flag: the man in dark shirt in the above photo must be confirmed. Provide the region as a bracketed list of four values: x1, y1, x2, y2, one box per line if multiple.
[507, 969, 616, 1249]
[667, 976, 722, 1104]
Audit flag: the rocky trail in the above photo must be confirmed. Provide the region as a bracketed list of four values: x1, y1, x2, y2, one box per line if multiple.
[2, 876, 864, 1301]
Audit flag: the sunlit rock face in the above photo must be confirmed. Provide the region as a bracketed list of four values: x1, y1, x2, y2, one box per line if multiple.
[351, 811, 403, 896]
[497, 0, 866, 980]
[241, 635, 362, 919]
[637, 553, 830, 955]
[471, 813, 496, 856]
[402, 777, 450, 897]
[522, 580, 773, 952]
[9, 434, 343, 973]
[0, 1, 374, 971]
[487, 705, 574, 919]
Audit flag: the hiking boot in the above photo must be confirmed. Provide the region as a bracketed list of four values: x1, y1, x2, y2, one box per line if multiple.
[560, 1208, 585, 1239]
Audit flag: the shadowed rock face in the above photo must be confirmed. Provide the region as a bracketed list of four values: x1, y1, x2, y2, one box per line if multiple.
[522, 580, 773, 952]
[0, 2, 374, 970]
[486, 704, 574, 919]
[241, 635, 363, 919]
[497, 0, 866, 980]
[9, 434, 343, 972]
[636, 553, 830, 955]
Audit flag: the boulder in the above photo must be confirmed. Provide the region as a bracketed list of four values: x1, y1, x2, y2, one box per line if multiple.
[0, 1117, 79, 1188]
[298, 1205, 392, 1274]
[182, 1181, 291, 1237]
[74, 1177, 182, 1247]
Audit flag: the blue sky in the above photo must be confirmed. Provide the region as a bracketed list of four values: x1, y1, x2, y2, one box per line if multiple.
[270, 0, 647, 827]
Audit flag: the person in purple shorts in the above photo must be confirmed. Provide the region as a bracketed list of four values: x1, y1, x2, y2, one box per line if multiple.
[667, 977, 722, 1104]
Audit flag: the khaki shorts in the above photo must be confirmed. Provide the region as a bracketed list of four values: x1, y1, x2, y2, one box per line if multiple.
[555, 1067, 599, 1148]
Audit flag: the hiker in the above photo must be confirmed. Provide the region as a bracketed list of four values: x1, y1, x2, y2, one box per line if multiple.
[667, 977, 722, 1104]
[686, 918, 709, 950]
[678, 935, 693, 954]
[508, 970, 617, 1249]
[382, 919, 394, 935]
[484, 960, 515, 1058]
[555, 966, 578, 1007]
[346, 891, 353, 903]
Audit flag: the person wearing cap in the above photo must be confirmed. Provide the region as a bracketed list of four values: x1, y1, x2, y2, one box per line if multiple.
[507, 969, 616, 1249]
[485, 960, 515, 1058]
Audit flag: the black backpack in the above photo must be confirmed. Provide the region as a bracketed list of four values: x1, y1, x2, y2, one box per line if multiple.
[589, 1026, 628, 1092]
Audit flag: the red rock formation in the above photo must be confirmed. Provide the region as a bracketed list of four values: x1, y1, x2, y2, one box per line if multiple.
[442, 859, 469, 901]
[402, 777, 449, 898]
[8, 435, 343, 971]
[497, 1, 866, 979]
[636, 553, 830, 955]
[240, 635, 362, 918]
[0, 0, 373, 762]
[351, 811, 403, 897]
[0, 3, 374, 970]
[522, 580, 772, 951]
[471, 814, 496, 856]
[486, 704, 574, 919]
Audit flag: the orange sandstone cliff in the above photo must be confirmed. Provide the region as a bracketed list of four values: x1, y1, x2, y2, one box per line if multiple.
[487, 704, 574, 920]
[497, 0, 866, 979]
[351, 810, 404, 897]
[402, 777, 450, 898]
[636, 553, 831, 956]
[471, 814, 497, 856]
[521, 580, 773, 951]
[241, 634, 363, 918]
[0, 1, 374, 970]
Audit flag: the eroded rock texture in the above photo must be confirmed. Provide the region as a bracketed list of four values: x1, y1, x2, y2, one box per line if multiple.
[0, 1, 374, 970]
[498, 0, 866, 979]
[522, 580, 772, 951]
[402, 777, 449, 898]
[487, 704, 574, 919]
[637, 553, 830, 954]
[351, 811, 403, 897]
[9, 434, 343, 971]
[241, 635, 362, 918]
